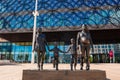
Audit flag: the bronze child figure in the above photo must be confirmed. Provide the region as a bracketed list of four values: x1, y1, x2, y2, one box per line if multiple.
[66, 38, 77, 71]
[49, 42, 66, 70]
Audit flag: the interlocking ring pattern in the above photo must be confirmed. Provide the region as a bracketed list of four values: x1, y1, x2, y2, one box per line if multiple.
[0, 0, 120, 32]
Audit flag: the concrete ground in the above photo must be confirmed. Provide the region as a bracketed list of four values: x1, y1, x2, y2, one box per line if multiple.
[0, 63, 120, 80]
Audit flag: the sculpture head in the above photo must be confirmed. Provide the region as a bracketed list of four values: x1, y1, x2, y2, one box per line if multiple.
[70, 38, 75, 44]
[37, 27, 42, 33]
[82, 24, 89, 32]
[54, 42, 58, 47]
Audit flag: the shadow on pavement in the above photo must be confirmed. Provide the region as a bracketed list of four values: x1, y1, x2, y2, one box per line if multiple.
[0, 62, 18, 66]
[0, 60, 19, 66]
[106, 78, 111, 80]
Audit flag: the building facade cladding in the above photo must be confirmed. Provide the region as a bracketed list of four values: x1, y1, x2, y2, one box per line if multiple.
[0, 0, 120, 62]
[0, 0, 120, 32]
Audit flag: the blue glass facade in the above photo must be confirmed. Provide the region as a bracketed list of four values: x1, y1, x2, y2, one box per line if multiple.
[0, 42, 32, 62]
[0, 42, 67, 62]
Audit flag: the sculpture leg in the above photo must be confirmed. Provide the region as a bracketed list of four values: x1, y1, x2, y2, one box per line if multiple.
[41, 52, 45, 70]
[56, 57, 59, 70]
[74, 54, 77, 70]
[86, 46, 90, 70]
[80, 46, 85, 70]
[70, 63, 73, 71]
[80, 56, 84, 70]
[37, 52, 41, 70]
[53, 58, 55, 68]
[70, 55, 74, 71]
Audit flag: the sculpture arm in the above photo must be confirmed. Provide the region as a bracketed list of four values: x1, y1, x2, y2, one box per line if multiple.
[45, 40, 50, 50]
[49, 48, 54, 52]
[76, 32, 81, 48]
[66, 45, 71, 53]
[76, 32, 83, 54]
[58, 48, 67, 53]
[33, 33, 37, 51]
[89, 32, 94, 53]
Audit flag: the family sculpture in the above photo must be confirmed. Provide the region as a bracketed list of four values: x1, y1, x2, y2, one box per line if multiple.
[33, 24, 93, 71]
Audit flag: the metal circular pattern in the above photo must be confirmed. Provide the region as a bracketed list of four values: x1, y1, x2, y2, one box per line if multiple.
[0, 0, 120, 32]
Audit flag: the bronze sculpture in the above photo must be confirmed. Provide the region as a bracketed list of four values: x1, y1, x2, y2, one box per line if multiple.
[77, 25, 94, 70]
[34, 28, 49, 70]
[66, 38, 77, 71]
[49, 42, 66, 70]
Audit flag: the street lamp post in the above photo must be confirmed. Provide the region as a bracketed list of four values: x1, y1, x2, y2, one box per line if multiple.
[31, 0, 39, 63]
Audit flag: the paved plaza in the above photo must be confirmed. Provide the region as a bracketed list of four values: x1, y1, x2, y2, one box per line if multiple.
[0, 63, 120, 80]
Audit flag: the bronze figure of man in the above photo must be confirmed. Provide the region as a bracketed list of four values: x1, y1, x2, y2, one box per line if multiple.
[34, 28, 49, 70]
[77, 24, 93, 70]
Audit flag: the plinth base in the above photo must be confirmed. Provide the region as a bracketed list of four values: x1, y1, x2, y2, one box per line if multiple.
[22, 70, 106, 80]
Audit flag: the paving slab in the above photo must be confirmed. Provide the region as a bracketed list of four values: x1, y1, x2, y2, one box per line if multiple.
[0, 63, 120, 80]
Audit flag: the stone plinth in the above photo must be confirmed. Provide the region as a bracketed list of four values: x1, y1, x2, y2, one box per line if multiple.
[22, 70, 106, 80]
